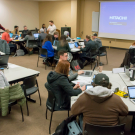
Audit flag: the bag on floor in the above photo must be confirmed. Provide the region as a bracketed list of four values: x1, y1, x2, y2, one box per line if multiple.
[16, 49, 25, 56]
[78, 60, 84, 69]
[71, 60, 81, 71]
[68, 120, 82, 135]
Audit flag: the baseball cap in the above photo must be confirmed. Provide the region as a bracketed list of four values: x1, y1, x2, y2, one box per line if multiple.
[92, 33, 97, 36]
[94, 74, 109, 86]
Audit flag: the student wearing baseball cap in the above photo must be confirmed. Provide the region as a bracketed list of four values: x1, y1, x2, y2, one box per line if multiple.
[71, 73, 128, 130]
[92, 33, 102, 49]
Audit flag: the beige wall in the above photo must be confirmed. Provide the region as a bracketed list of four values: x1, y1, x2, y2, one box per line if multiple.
[0, 0, 39, 31]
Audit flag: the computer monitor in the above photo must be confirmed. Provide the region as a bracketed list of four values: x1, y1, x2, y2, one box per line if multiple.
[9, 33, 13, 38]
[68, 43, 74, 49]
[34, 33, 39, 39]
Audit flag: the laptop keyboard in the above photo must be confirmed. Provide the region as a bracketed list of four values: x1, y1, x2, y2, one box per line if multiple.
[85, 72, 91, 75]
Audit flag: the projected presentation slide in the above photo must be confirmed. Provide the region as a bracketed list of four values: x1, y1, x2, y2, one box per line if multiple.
[98, 2, 135, 40]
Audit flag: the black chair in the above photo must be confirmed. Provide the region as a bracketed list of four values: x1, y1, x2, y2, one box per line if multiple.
[8, 101, 24, 122]
[22, 75, 41, 116]
[27, 40, 39, 54]
[54, 50, 59, 62]
[45, 85, 70, 134]
[97, 47, 108, 64]
[129, 48, 135, 65]
[84, 123, 125, 135]
[37, 48, 54, 70]
[84, 48, 98, 69]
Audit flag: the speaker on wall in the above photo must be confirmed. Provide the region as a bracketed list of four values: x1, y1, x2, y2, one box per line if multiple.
[61, 27, 71, 37]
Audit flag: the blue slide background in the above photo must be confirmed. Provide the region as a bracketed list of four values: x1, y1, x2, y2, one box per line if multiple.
[99, 2, 135, 35]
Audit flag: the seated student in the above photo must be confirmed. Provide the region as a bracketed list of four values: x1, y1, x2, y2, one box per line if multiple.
[58, 50, 84, 81]
[78, 35, 97, 65]
[1, 29, 17, 54]
[92, 33, 102, 49]
[37, 29, 47, 47]
[120, 42, 135, 67]
[22, 30, 35, 54]
[40, 24, 47, 33]
[52, 31, 59, 45]
[22, 25, 29, 34]
[57, 35, 71, 52]
[71, 73, 128, 130]
[11, 25, 20, 35]
[42, 34, 54, 65]
[45, 60, 85, 110]
[64, 31, 71, 42]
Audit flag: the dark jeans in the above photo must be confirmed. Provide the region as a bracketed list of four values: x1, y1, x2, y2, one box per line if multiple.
[79, 52, 87, 63]
[8, 43, 17, 54]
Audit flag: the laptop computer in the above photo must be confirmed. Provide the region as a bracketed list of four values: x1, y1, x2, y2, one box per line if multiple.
[53, 40, 59, 46]
[0, 55, 9, 68]
[127, 86, 135, 104]
[9, 33, 13, 38]
[68, 43, 75, 49]
[80, 63, 96, 77]
[34, 33, 39, 39]
[74, 42, 79, 48]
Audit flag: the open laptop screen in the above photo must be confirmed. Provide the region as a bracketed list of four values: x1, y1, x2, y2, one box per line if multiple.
[34, 33, 39, 39]
[74, 42, 78, 48]
[68, 43, 74, 49]
[128, 86, 135, 99]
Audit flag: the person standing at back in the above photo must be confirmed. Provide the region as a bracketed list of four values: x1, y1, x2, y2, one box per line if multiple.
[11, 25, 20, 35]
[47, 20, 56, 36]
[92, 33, 102, 49]
[40, 24, 47, 33]
[57, 35, 71, 52]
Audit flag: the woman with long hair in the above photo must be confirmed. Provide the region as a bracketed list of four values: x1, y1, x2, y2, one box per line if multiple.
[45, 60, 85, 110]
[57, 35, 71, 52]
[42, 34, 54, 65]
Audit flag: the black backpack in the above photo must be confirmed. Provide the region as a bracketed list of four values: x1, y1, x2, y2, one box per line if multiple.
[53, 115, 77, 135]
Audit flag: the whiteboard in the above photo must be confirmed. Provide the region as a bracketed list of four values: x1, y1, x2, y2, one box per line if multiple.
[92, 12, 99, 32]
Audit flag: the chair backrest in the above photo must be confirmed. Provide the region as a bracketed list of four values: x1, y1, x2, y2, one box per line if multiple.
[23, 75, 37, 89]
[84, 123, 125, 135]
[90, 48, 98, 57]
[45, 83, 56, 111]
[98, 46, 107, 53]
[129, 48, 135, 64]
[40, 48, 48, 56]
[27, 40, 37, 48]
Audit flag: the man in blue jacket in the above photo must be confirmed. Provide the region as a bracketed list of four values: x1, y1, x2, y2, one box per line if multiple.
[78, 35, 97, 66]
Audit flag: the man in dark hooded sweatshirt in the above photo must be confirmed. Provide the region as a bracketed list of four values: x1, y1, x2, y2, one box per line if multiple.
[71, 74, 128, 130]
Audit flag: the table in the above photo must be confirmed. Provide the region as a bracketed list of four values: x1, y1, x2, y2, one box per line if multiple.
[5, 63, 40, 84]
[71, 70, 135, 131]
[53, 46, 80, 53]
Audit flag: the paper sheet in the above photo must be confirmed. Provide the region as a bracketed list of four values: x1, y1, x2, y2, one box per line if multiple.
[9, 64, 20, 68]
[112, 68, 124, 74]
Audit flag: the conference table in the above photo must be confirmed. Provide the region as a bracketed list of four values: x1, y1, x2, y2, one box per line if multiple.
[71, 70, 135, 131]
[4, 63, 40, 84]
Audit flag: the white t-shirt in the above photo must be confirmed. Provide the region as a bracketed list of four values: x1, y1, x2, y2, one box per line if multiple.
[47, 24, 56, 35]
[129, 45, 135, 49]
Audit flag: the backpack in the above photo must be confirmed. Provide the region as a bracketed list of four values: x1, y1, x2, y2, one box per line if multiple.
[71, 60, 81, 71]
[16, 49, 25, 56]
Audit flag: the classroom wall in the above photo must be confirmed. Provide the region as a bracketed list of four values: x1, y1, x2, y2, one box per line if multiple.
[0, 0, 39, 32]
[79, 0, 133, 49]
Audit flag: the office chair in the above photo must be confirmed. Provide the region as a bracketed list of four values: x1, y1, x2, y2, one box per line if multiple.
[37, 48, 54, 70]
[83, 48, 98, 69]
[97, 46, 108, 64]
[27, 40, 38, 54]
[45, 83, 70, 134]
[22, 75, 41, 116]
[84, 123, 125, 135]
